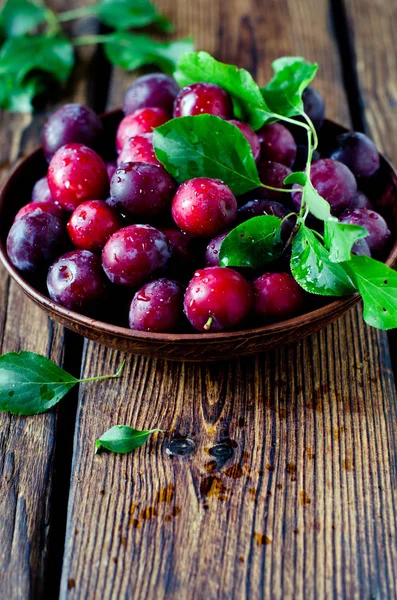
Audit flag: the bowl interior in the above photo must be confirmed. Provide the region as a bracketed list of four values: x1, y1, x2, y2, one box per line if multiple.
[0, 111, 396, 356]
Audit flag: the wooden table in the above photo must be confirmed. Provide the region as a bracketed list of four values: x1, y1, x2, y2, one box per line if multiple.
[1, 0, 396, 598]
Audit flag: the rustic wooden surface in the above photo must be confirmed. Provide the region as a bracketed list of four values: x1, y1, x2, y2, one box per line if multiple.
[0, 0, 397, 598]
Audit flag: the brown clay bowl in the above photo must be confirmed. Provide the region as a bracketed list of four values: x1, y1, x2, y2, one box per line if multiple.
[0, 110, 396, 361]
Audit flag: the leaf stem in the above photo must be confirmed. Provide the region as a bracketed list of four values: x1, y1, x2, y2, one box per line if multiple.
[260, 183, 294, 193]
[57, 6, 98, 22]
[76, 359, 126, 383]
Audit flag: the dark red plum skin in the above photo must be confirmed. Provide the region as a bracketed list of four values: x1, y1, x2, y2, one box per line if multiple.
[171, 177, 237, 237]
[117, 133, 160, 166]
[173, 83, 233, 119]
[184, 266, 253, 332]
[257, 122, 297, 168]
[102, 224, 171, 288]
[129, 278, 183, 332]
[47, 143, 109, 212]
[7, 212, 67, 273]
[67, 200, 123, 252]
[237, 199, 295, 239]
[330, 132, 380, 179]
[15, 201, 66, 222]
[292, 158, 357, 215]
[252, 272, 305, 321]
[116, 108, 170, 153]
[205, 232, 229, 266]
[339, 207, 391, 256]
[47, 250, 107, 311]
[31, 177, 53, 204]
[108, 162, 176, 220]
[123, 73, 179, 115]
[43, 103, 103, 162]
[228, 120, 261, 162]
[257, 161, 293, 202]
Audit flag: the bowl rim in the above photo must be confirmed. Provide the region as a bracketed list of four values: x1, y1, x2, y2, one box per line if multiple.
[0, 114, 396, 343]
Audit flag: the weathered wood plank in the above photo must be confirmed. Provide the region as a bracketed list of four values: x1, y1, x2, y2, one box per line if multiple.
[60, 0, 397, 598]
[0, 2, 101, 597]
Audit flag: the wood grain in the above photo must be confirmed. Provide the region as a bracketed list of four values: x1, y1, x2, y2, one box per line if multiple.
[59, 1, 397, 599]
[0, 2, 98, 597]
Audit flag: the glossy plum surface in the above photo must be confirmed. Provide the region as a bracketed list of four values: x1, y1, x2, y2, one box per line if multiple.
[47, 249, 107, 311]
[47, 143, 109, 212]
[67, 200, 122, 252]
[116, 108, 170, 153]
[15, 201, 65, 222]
[228, 120, 261, 161]
[102, 224, 171, 287]
[257, 161, 292, 201]
[31, 176, 53, 204]
[117, 133, 159, 166]
[123, 73, 180, 115]
[252, 272, 305, 320]
[184, 266, 253, 331]
[257, 122, 297, 167]
[330, 132, 380, 179]
[205, 232, 229, 266]
[292, 158, 357, 215]
[108, 162, 176, 219]
[173, 83, 233, 119]
[172, 177, 237, 237]
[43, 103, 103, 162]
[7, 212, 67, 273]
[339, 207, 391, 256]
[129, 278, 183, 332]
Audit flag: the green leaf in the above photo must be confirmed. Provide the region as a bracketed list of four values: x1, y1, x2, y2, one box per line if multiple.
[104, 32, 193, 74]
[174, 51, 275, 130]
[261, 57, 318, 118]
[95, 425, 162, 454]
[0, 352, 77, 415]
[0, 35, 74, 113]
[0, 0, 46, 39]
[219, 216, 283, 268]
[324, 221, 368, 263]
[0, 73, 45, 112]
[153, 115, 261, 195]
[96, 0, 172, 32]
[0, 352, 125, 416]
[344, 256, 397, 330]
[0, 35, 74, 84]
[301, 178, 338, 222]
[291, 225, 355, 296]
[284, 171, 307, 186]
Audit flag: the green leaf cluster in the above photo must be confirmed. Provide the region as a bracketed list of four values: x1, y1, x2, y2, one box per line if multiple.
[0, 0, 189, 113]
[155, 51, 397, 331]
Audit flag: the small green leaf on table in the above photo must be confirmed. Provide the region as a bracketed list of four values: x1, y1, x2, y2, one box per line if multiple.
[104, 32, 193, 74]
[174, 51, 275, 129]
[344, 255, 397, 330]
[291, 225, 355, 296]
[153, 114, 261, 196]
[0, 352, 125, 416]
[219, 216, 283, 268]
[261, 56, 318, 119]
[324, 221, 368, 263]
[95, 425, 162, 454]
[0, 0, 47, 40]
